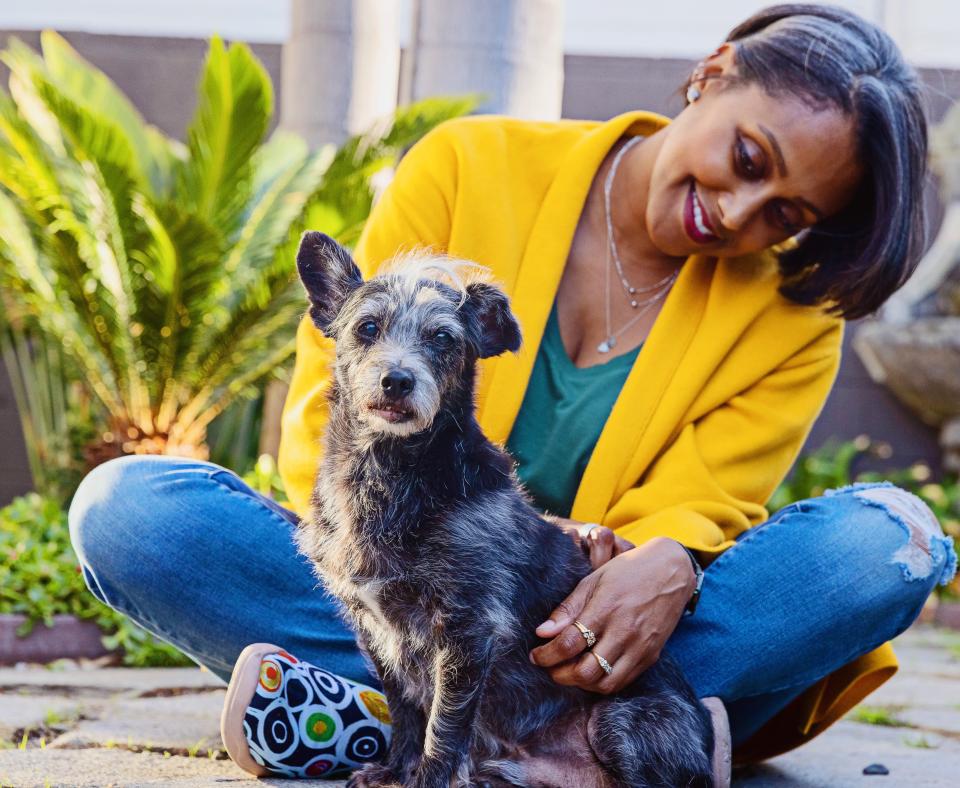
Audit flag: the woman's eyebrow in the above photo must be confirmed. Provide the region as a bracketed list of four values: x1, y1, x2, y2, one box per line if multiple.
[758, 124, 788, 177]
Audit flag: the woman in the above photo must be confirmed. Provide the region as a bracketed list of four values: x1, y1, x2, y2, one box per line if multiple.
[69, 3, 956, 783]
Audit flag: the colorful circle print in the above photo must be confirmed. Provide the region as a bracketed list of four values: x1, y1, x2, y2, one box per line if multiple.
[258, 659, 282, 693]
[359, 690, 392, 725]
[242, 650, 393, 779]
[305, 756, 335, 776]
[305, 711, 336, 743]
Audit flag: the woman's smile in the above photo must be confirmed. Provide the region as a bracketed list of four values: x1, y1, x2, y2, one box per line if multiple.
[683, 180, 721, 246]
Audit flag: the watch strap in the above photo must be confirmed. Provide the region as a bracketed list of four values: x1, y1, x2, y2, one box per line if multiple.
[677, 543, 704, 616]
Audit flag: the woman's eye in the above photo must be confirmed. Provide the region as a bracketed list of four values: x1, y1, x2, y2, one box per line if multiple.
[771, 200, 803, 233]
[357, 321, 379, 339]
[735, 136, 763, 180]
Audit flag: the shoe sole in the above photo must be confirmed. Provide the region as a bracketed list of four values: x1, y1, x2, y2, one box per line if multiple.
[702, 696, 732, 788]
[219, 641, 283, 778]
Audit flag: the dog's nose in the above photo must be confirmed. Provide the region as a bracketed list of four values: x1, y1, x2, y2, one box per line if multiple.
[381, 369, 415, 399]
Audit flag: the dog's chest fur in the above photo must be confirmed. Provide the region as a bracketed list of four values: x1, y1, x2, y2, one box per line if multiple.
[300, 451, 486, 706]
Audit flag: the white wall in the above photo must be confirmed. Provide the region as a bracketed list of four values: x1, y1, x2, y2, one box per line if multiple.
[2, 0, 958, 68]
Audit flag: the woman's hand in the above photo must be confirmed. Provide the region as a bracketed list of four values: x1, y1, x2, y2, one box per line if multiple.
[529, 537, 696, 694]
[545, 516, 635, 570]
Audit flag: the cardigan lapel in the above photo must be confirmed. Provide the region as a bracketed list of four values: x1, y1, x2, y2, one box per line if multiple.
[477, 110, 671, 444]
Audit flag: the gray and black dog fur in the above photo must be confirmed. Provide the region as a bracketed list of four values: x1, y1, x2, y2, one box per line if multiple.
[294, 231, 714, 788]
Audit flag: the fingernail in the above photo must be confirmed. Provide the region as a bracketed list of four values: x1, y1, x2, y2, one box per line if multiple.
[528, 651, 537, 664]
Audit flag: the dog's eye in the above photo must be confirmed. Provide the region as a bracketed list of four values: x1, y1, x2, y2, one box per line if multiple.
[357, 321, 379, 340]
[433, 329, 454, 348]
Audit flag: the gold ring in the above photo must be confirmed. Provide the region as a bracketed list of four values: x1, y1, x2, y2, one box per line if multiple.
[593, 651, 613, 676]
[572, 620, 597, 648]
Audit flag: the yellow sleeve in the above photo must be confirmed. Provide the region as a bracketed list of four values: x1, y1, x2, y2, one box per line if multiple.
[605, 319, 844, 559]
[278, 122, 461, 516]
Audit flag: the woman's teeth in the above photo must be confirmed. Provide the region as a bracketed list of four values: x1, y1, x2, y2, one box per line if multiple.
[692, 192, 716, 238]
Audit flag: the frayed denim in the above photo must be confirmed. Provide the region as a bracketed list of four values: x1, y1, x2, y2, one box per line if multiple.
[68, 456, 955, 748]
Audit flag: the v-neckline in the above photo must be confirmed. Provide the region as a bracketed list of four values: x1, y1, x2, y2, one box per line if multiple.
[549, 302, 641, 374]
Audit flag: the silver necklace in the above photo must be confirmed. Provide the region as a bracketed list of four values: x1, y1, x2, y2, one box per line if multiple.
[597, 137, 679, 354]
[604, 136, 678, 305]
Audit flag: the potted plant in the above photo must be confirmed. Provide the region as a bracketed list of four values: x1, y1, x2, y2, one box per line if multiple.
[0, 31, 472, 663]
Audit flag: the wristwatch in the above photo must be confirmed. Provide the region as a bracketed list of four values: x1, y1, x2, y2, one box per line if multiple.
[677, 544, 704, 616]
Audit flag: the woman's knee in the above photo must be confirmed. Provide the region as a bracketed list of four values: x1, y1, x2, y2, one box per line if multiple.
[816, 482, 957, 629]
[68, 454, 222, 586]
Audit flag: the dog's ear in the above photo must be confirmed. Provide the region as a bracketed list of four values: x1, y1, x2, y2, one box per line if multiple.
[296, 231, 363, 336]
[463, 281, 522, 358]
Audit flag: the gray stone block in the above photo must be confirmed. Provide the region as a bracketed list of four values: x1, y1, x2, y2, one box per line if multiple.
[49, 692, 227, 754]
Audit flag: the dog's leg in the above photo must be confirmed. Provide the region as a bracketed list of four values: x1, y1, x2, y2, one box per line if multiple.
[408, 642, 491, 788]
[347, 655, 426, 788]
[587, 658, 713, 788]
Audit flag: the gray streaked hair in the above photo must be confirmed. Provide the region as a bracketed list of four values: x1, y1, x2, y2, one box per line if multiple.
[689, 3, 929, 320]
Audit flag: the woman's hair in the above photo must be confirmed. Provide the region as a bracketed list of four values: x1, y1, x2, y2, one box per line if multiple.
[690, 4, 929, 320]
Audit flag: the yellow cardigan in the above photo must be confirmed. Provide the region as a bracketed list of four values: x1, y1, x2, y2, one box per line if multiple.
[278, 110, 897, 761]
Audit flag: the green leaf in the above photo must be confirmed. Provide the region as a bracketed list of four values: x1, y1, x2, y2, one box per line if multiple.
[38, 30, 170, 199]
[176, 36, 273, 245]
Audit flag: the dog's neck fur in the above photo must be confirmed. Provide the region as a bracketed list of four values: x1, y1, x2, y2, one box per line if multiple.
[320, 362, 512, 549]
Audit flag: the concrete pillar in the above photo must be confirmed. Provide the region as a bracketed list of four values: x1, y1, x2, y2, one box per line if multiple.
[409, 0, 565, 120]
[282, 0, 402, 146]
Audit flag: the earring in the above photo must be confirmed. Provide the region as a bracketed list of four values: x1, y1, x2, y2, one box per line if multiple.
[687, 65, 705, 103]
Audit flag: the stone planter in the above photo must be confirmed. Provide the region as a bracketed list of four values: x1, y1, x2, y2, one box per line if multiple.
[0, 613, 111, 665]
[853, 317, 960, 471]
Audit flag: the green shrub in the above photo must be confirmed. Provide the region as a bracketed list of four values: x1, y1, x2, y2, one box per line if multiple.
[0, 492, 191, 666]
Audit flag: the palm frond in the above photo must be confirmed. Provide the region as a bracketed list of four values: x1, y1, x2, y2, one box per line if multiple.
[130, 198, 222, 431]
[38, 30, 168, 199]
[175, 36, 273, 246]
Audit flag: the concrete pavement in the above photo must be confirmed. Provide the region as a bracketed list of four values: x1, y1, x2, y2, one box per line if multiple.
[1, 625, 957, 787]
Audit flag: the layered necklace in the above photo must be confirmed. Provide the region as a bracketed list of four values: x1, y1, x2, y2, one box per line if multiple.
[597, 136, 679, 353]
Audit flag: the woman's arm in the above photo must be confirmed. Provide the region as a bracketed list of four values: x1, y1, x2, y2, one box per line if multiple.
[278, 123, 461, 516]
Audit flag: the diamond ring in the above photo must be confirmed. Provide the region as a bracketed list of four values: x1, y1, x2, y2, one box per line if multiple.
[593, 651, 614, 676]
[572, 619, 597, 648]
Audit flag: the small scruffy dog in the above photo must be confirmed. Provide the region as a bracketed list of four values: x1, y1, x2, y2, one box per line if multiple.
[294, 232, 713, 788]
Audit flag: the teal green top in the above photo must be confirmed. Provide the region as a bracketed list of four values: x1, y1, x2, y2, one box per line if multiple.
[505, 302, 642, 517]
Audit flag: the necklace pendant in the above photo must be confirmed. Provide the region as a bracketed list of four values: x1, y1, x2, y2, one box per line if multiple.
[597, 337, 615, 353]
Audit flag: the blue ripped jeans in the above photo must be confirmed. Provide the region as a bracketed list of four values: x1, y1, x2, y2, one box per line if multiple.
[68, 456, 956, 748]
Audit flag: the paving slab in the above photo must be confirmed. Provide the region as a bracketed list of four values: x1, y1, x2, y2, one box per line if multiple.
[0, 747, 334, 787]
[0, 667, 222, 696]
[49, 692, 228, 755]
[0, 695, 87, 741]
[865, 672, 960, 709]
[734, 720, 960, 787]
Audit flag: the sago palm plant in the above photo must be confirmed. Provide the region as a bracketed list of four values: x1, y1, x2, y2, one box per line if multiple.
[0, 31, 472, 474]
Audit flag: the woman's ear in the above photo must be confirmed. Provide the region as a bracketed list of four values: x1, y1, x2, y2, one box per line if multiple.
[699, 43, 737, 88]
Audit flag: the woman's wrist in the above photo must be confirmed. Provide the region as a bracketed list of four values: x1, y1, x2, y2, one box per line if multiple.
[667, 539, 704, 616]
[648, 537, 697, 591]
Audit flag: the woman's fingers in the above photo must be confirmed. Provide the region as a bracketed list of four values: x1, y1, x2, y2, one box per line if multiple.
[585, 526, 615, 570]
[613, 533, 635, 555]
[546, 626, 635, 694]
[530, 575, 601, 665]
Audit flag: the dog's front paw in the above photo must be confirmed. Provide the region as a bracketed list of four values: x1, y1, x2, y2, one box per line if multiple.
[346, 763, 403, 788]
